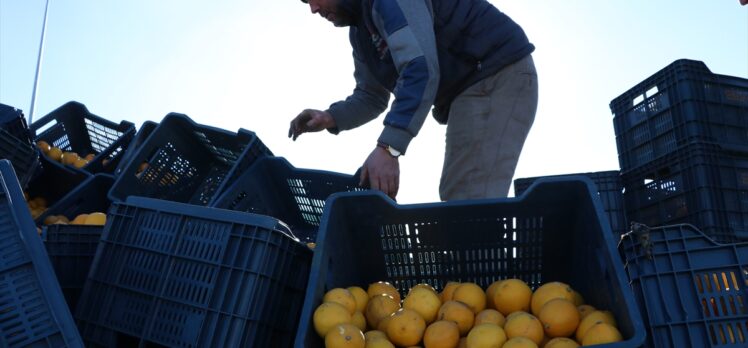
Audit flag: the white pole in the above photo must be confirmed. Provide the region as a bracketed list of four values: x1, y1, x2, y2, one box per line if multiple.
[29, 0, 50, 124]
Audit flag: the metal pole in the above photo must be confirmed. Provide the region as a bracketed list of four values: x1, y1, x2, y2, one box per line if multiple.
[29, 0, 50, 124]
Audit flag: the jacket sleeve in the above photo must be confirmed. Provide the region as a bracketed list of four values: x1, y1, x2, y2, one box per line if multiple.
[326, 44, 391, 134]
[371, 0, 440, 154]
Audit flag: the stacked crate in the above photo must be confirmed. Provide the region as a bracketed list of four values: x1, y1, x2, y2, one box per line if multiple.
[610, 59, 748, 242]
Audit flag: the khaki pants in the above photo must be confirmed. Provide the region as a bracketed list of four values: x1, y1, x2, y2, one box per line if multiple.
[439, 55, 538, 201]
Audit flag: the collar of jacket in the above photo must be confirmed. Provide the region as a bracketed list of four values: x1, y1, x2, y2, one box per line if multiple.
[338, 0, 362, 26]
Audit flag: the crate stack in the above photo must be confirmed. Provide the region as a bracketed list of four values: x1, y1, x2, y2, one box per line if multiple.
[0, 99, 375, 346]
[610, 59, 748, 243]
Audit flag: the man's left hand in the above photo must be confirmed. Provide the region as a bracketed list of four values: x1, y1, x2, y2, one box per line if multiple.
[360, 147, 399, 199]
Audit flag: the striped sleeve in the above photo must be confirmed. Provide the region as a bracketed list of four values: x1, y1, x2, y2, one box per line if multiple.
[327, 47, 391, 134]
[371, 0, 440, 154]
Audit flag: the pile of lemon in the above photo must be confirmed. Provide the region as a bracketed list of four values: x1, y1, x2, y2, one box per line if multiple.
[43, 212, 107, 226]
[25, 194, 48, 220]
[23, 192, 106, 227]
[36, 140, 100, 169]
[313, 279, 623, 348]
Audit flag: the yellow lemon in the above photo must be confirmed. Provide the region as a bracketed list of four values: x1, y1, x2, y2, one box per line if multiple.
[324, 288, 358, 314]
[386, 309, 426, 347]
[313, 302, 352, 338]
[403, 287, 442, 324]
[325, 323, 365, 348]
[423, 320, 460, 348]
[466, 323, 507, 348]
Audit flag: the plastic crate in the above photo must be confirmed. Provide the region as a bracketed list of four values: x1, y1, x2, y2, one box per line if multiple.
[620, 222, 748, 347]
[113, 120, 157, 176]
[108, 113, 272, 206]
[0, 127, 40, 188]
[622, 142, 748, 243]
[610, 59, 748, 173]
[75, 196, 312, 347]
[514, 170, 627, 235]
[26, 155, 91, 211]
[37, 173, 113, 311]
[31, 101, 136, 175]
[0, 159, 84, 347]
[42, 225, 102, 313]
[0, 103, 34, 147]
[212, 156, 365, 242]
[295, 177, 646, 348]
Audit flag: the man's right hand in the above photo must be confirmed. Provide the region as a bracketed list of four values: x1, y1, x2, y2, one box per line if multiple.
[288, 109, 336, 141]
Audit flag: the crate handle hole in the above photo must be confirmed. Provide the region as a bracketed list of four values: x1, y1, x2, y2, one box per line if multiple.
[645, 86, 659, 99]
[34, 119, 58, 136]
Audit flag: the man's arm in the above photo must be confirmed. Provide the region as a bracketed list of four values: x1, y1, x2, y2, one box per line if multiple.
[326, 50, 391, 134]
[371, 0, 440, 154]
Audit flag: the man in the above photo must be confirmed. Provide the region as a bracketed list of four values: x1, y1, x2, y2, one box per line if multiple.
[288, 0, 538, 201]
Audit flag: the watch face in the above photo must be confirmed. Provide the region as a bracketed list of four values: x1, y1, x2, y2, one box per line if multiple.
[387, 146, 401, 157]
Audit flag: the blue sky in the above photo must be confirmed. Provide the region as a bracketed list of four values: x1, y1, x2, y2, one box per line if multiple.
[1, 1, 746, 203]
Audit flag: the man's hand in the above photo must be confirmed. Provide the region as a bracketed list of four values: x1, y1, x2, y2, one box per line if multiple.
[288, 109, 336, 141]
[360, 146, 400, 199]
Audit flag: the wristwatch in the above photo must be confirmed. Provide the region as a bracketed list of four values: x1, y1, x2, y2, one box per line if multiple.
[377, 142, 402, 158]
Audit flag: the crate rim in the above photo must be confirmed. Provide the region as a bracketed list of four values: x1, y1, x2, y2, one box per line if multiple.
[122, 195, 299, 241]
[108, 112, 265, 204]
[30, 101, 136, 135]
[514, 170, 621, 195]
[609, 58, 748, 116]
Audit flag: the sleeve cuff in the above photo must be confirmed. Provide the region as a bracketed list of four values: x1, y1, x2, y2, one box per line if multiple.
[377, 126, 414, 155]
[325, 104, 364, 134]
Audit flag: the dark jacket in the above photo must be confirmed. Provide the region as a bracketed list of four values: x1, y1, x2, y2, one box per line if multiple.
[327, 0, 534, 153]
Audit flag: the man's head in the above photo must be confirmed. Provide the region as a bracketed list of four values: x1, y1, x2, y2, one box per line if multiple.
[301, 0, 355, 27]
